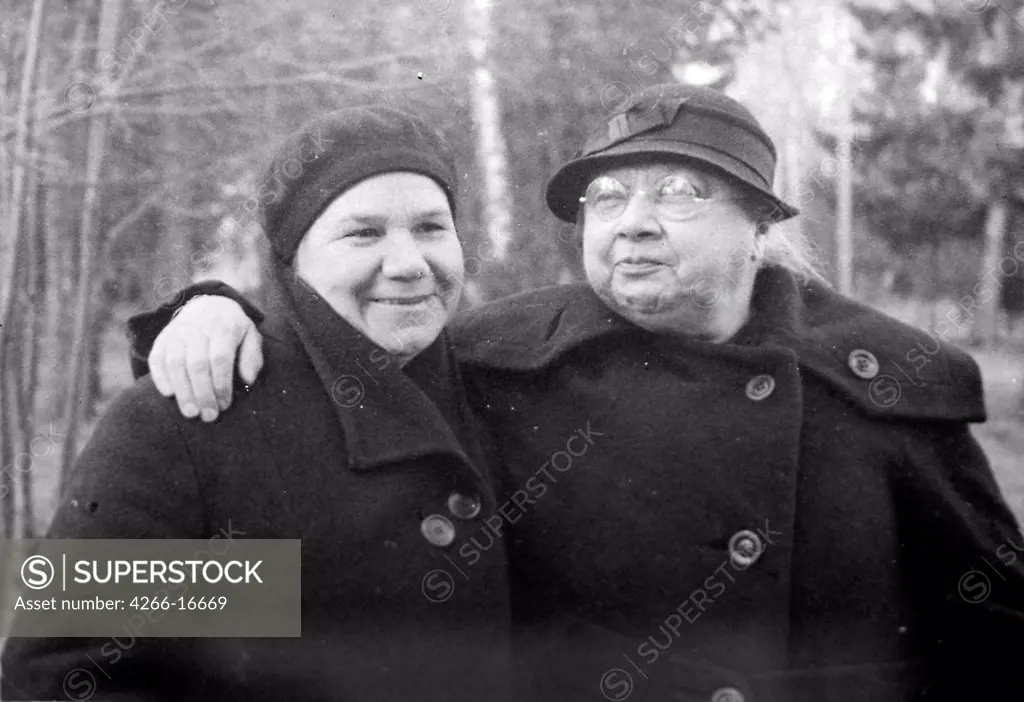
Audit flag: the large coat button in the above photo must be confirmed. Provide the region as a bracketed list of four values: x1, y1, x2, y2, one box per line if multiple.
[447, 492, 482, 520]
[728, 530, 763, 569]
[710, 687, 744, 702]
[848, 349, 880, 379]
[744, 374, 775, 401]
[420, 515, 456, 547]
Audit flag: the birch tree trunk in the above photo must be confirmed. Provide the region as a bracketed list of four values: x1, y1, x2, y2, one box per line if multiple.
[16, 51, 54, 538]
[834, 7, 854, 296]
[977, 198, 1008, 347]
[10, 153, 41, 538]
[0, 50, 12, 543]
[59, 0, 125, 485]
[51, 0, 96, 419]
[464, 0, 512, 262]
[151, 68, 197, 311]
[783, 98, 804, 263]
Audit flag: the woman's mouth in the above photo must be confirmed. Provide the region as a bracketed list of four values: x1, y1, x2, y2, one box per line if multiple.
[372, 294, 436, 306]
[616, 259, 666, 276]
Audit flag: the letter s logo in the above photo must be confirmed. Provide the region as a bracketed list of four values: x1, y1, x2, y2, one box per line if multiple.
[63, 669, 97, 701]
[420, 569, 455, 603]
[599, 669, 634, 701]
[21, 555, 55, 590]
[958, 570, 991, 604]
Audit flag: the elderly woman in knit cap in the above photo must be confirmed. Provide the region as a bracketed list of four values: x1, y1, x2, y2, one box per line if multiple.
[1, 106, 513, 702]
[112, 84, 1024, 701]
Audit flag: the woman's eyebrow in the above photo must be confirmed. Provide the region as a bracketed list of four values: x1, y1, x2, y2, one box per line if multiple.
[661, 171, 716, 188]
[413, 209, 451, 219]
[339, 214, 386, 226]
[339, 209, 450, 225]
[660, 169, 705, 180]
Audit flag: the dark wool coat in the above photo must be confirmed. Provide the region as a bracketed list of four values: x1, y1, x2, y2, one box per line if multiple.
[448, 265, 1024, 702]
[106, 266, 1024, 702]
[1, 291, 512, 702]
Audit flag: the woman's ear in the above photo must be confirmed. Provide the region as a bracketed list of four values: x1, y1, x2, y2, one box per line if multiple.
[752, 229, 768, 262]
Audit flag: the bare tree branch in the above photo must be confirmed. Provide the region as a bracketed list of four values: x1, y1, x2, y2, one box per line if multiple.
[100, 191, 162, 259]
[20, 47, 443, 114]
[2, 73, 409, 141]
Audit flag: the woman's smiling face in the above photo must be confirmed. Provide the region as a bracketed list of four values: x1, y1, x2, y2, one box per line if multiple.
[293, 172, 464, 360]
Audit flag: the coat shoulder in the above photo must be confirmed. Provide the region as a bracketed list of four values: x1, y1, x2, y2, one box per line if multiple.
[450, 274, 986, 424]
[793, 277, 986, 423]
[91, 374, 187, 442]
[451, 283, 592, 356]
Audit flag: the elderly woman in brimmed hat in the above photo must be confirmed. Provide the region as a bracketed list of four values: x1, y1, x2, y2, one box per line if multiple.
[112, 85, 1024, 702]
[1, 106, 513, 702]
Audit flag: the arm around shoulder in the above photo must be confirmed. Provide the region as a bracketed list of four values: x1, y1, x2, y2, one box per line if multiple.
[128, 281, 264, 380]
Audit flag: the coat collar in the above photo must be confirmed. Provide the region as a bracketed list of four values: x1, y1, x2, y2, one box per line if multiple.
[257, 266, 485, 474]
[453, 266, 986, 423]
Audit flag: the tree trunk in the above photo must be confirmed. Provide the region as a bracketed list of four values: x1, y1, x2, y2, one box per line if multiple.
[41, 164, 69, 418]
[834, 7, 854, 296]
[0, 29, 11, 543]
[977, 198, 1008, 347]
[16, 51, 53, 538]
[464, 0, 513, 263]
[51, 0, 96, 420]
[59, 0, 124, 487]
[0, 339, 17, 539]
[151, 88, 196, 310]
[783, 97, 806, 278]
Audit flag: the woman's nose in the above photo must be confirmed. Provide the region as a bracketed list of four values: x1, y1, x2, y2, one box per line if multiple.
[381, 231, 431, 279]
[615, 192, 662, 241]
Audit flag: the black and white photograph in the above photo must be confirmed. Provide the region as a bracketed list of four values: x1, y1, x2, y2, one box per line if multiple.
[1, 0, 1024, 700]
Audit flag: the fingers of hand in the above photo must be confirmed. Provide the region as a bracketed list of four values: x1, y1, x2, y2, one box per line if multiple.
[185, 334, 220, 423]
[149, 336, 174, 397]
[238, 327, 265, 387]
[154, 296, 254, 419]
[208, 334, 240, 411]
[163, 337, 201, 419]
[177, 295, 251, 419]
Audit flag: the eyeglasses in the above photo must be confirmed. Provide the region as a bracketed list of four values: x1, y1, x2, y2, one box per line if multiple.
[579, 174, 739, 221]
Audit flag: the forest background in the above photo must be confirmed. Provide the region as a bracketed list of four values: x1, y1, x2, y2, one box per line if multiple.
[1, 0, 1024, 633]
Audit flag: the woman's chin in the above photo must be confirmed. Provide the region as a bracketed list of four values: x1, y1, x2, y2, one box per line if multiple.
[366, 318, 446, 358]
[369, 333, 430, 359]
[608, 280, 683, 315]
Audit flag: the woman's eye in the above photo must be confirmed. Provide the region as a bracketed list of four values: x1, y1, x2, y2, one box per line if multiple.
[346, 227, 383, 239]
[586, 177, 630, 206]
[414, 221, 449, 235]
[659, 175, 704, 199]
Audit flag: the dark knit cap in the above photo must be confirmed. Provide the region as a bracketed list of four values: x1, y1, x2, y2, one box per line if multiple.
[546, 84, 798, 223]
[260, 105, 458, 263]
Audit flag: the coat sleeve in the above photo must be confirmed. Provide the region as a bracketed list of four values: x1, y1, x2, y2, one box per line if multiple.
[0, 380, 215, 701]
[127, 281, 265, 380]
[894, 421, 1024, 701]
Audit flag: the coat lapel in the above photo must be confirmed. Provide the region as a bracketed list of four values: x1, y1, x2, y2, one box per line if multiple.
[255, 270, 484, 480]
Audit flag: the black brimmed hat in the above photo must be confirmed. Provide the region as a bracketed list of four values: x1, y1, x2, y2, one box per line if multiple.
[546, 84, 799, 223]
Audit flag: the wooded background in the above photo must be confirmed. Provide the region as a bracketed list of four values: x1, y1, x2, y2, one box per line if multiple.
[1, 0, 1023, 581]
